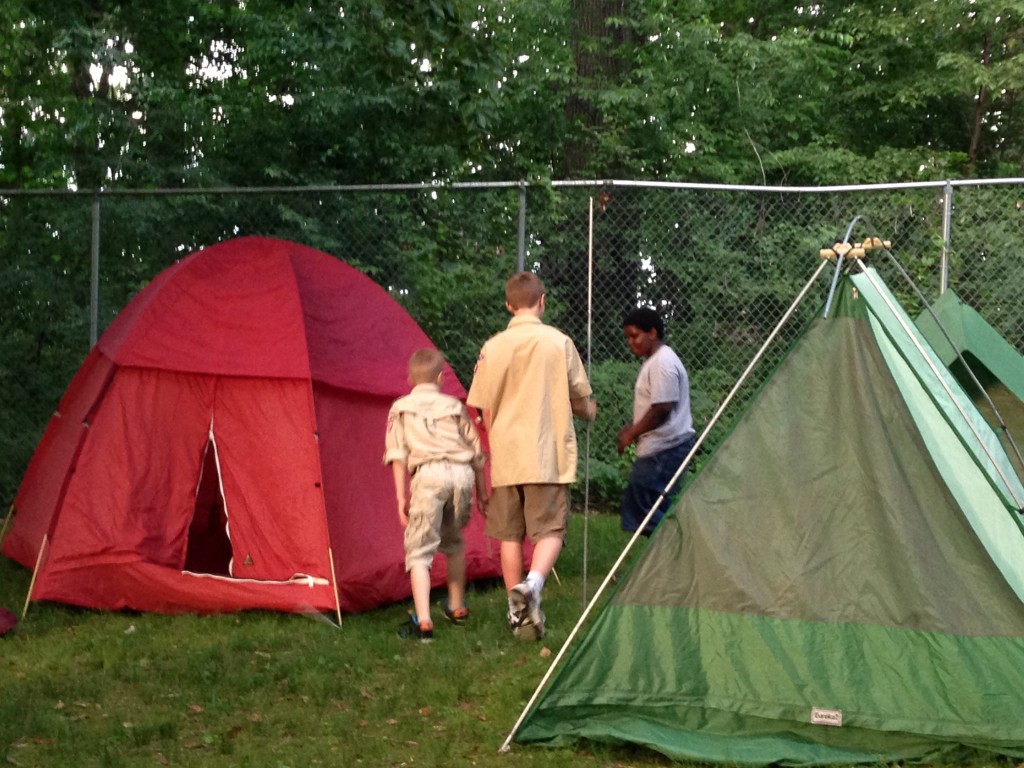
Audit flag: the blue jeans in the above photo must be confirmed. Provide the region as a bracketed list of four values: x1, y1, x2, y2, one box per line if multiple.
[620, 437, 695, 536]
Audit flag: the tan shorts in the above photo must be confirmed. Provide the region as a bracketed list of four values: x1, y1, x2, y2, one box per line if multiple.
[487, 484, 569, 543]
[404, 462, 475, 570]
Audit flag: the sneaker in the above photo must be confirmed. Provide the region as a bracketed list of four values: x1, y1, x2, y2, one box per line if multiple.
[443, 605, 469, 625]
[507, 605, 545, 642]
[510, 581, 544, 629]
[398, 615, 434, 643]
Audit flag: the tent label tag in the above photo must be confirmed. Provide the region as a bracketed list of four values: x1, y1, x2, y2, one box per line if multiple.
[810, 707, 843, 727]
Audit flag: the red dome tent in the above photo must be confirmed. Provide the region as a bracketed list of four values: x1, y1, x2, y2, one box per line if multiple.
[2, 236, 499, 617]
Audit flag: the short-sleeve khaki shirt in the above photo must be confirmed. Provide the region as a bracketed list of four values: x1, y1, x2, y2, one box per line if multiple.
[467, 315, 591, 487]
[383, 384, 486, 474]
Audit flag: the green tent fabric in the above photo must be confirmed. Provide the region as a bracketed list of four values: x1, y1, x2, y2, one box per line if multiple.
[516, 268, 1024, 765]
[916, 290, 1024, 477]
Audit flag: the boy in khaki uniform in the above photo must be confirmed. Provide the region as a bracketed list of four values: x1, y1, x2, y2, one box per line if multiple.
[467, 272, 597, 640]
[384, 349, 488, 642]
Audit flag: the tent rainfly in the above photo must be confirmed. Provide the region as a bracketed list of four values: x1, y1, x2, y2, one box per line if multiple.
[2, 236, 500, 617]
[916, 289, 1024, 476]
[515, 266, 1024, 765]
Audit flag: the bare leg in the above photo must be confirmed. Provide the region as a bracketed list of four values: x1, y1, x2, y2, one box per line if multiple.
[527, 536, 563, 582]
[446, 551, 466, 610]
[500, 540, 524, 591]
[409, 564, 432, 625]
[503, 536, 562, 593]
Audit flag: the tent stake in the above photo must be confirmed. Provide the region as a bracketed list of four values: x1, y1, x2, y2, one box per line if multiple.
[22, 534, 49, 618]
[328, 547, 343, 628]
[0, 503, 13, 547]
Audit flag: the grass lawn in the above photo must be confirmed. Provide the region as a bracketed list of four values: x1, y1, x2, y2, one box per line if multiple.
[1, 511, 674, 768]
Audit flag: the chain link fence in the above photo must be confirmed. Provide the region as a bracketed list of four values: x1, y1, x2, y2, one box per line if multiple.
[3, 179, 1023, 507]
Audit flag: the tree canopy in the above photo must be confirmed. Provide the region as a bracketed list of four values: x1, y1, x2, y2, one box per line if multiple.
[3, 0, 1021, 190]
[1, 0, 1022, 505]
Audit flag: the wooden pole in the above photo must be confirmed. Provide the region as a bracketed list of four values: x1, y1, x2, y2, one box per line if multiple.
[22, 534, 49, 618]
[328, 547, 343, 628]
[0, 503, 13, 547]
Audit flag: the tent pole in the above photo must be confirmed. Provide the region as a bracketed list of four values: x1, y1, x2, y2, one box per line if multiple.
[498, 258, 832, 754]
[0, 503, 13, 547]
[327, 547, 343, 628]
[822, 215, 864, 318]
[582, 195, 595, 605]
[22, 534, 49, 618]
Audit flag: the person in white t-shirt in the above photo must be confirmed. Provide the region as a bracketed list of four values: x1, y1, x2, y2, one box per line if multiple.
[617, 307, 695, 536]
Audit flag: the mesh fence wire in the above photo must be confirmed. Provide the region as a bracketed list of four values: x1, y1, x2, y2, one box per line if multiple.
[3, 179, 1023, 505]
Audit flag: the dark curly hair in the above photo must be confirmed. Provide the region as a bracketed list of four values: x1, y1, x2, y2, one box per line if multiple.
[623, 306, 664, 339]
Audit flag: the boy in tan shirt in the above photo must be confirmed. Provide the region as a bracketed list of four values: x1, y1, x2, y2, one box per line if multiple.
[384, 349, 489, 642]
[467, 273, 597, 640]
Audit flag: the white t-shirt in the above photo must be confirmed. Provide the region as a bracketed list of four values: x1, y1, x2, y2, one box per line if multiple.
[633, 344, 694, 458]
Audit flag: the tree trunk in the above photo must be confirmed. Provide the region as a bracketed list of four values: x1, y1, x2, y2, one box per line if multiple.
[564, 0, 637, 176]
[966, 31, 992, 178]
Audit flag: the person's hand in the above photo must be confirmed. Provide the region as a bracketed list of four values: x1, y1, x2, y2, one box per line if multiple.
[617, 424, 635, 454]
[477, 492, 489, 518]
[397, 498, 410, 528]
[572, 396, 597, 422]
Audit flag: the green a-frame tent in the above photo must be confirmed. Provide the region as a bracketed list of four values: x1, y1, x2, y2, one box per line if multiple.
[513, 265, 1024, 765]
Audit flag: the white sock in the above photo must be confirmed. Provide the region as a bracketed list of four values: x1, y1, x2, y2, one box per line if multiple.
[526, 571, 545, 595]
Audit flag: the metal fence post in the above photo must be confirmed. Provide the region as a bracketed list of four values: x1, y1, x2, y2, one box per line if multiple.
[90, 193, 101, 348]
[517, 182, 526, 272]
[940, 180, 953, 295]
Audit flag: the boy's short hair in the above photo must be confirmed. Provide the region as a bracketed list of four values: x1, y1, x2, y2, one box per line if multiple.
[505, 272, 545, 310]
[623, 306, 664, 339]
[408, 348, 445, 385]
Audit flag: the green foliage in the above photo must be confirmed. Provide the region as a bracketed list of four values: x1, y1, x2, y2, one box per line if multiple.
[3, 0, 1023, 193]
[2, 0, 1023, 505]
[541, 0, 1023, 182]
[583, 359, 639, 503]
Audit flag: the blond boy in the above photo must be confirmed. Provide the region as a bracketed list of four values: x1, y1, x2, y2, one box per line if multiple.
[384, 349, 488, 641]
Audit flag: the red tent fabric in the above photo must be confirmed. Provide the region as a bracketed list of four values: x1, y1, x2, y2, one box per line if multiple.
[2, 236, 500, 615]
[0, 606, 16, 637]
